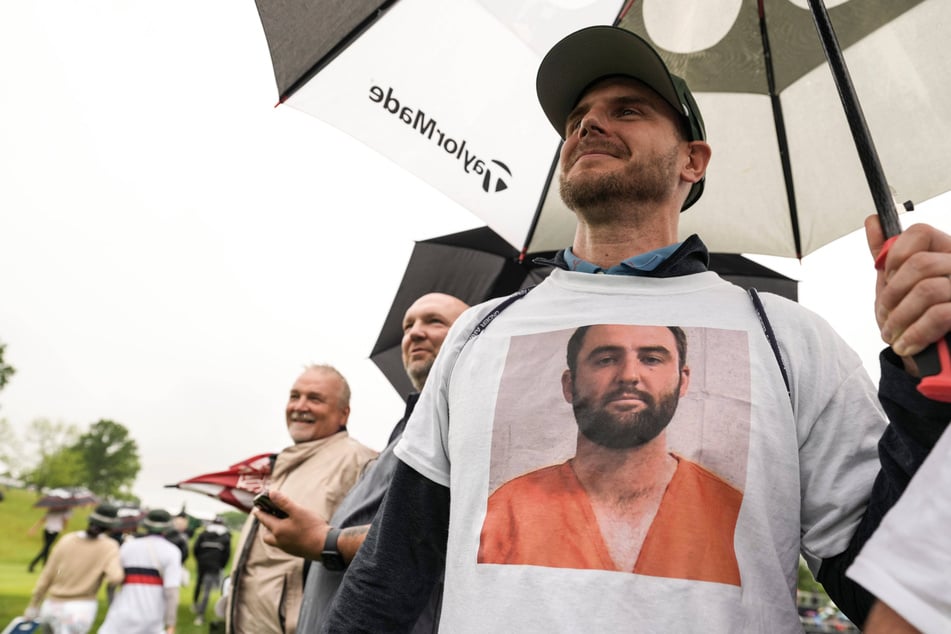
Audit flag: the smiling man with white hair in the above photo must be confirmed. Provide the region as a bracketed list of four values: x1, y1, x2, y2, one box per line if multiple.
[255, 293, 469, 632]
[224, 364, 376, 634]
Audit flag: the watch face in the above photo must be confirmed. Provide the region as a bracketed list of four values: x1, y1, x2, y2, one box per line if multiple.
[321, 551, 347, 571]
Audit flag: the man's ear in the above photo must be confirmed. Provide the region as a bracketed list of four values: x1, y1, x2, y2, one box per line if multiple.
[561, 369, 574, 403]
[679, 365, 691, 397]
[682, 141, 711, 184]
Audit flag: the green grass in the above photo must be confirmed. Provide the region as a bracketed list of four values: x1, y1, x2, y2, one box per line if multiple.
[0, 486, 234, 632]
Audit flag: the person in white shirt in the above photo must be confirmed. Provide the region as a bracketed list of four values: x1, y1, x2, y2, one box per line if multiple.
[99, 509, 183, 634]
[848, 425, 951, 634]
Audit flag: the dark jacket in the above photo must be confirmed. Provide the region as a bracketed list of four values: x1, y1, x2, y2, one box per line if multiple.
[193, 523, 232, 571]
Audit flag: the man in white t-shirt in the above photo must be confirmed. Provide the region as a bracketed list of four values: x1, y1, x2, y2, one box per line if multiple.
[99, 509, 182, 634]
[322, 25, 951, 634]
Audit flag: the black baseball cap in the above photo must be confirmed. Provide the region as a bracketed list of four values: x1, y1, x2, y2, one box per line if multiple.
[536, 26, 706, 210]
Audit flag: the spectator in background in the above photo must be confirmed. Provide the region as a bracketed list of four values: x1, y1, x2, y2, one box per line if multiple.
[193, 515, 232, 626]
[28, 507, 71, 572]
[163, 512, 190, 564]
[256, 292, 468, 632]
[99, 509, 182, 634]
[173, 510, 195, 537]
[224, 364, 377, 634]
[24, 504, 123, 634]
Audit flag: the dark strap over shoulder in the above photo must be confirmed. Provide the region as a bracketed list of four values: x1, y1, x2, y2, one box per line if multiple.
[748, 288, 791, 400]
[466, 287, 533, 341]
[468, 286, 791, 402]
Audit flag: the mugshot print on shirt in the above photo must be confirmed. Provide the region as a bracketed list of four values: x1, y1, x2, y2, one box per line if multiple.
[478, 324, 749, 586]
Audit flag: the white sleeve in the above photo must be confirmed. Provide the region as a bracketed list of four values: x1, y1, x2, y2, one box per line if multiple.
[769, 295, 885, 570]
[847, 425, 951, 634]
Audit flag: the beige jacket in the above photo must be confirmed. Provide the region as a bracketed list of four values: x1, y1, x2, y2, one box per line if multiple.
[29, 531, 123, 605]
[227, 431, 377, 634]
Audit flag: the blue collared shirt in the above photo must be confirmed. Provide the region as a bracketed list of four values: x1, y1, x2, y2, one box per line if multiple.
[561, 242, 683, 275]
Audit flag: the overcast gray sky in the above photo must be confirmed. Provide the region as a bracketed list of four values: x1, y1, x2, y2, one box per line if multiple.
[2, 1, 948, 517]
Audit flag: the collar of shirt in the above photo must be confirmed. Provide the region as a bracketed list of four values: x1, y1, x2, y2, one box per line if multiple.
[562, 242, 683, 275]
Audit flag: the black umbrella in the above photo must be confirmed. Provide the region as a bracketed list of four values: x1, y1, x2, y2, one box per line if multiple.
[371, 227, 797, 399]
[33, 487, 98, 510]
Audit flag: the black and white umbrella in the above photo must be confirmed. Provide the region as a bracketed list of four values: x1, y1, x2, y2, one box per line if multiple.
[253, 0, 949, 259]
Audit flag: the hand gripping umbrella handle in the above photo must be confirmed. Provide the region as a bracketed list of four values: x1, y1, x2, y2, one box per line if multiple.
[806, 0, 951, 401]
[875, 237, 951, 401]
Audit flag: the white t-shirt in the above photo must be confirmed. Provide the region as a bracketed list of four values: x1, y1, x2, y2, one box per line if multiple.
[847, 425, 951, 634]
[45, 509, 71, 532]
[396, 269, 885, 633]
[99, 534, 182, 633]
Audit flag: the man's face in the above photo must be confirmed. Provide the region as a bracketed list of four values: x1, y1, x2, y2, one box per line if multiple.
[285, 368, 350, 444]
[558, 77, 687, 215]
[562, 325, 689, 449]
[401, 293, 468, 391]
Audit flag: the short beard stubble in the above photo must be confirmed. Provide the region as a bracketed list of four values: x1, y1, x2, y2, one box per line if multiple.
[559, 144, 681, 221]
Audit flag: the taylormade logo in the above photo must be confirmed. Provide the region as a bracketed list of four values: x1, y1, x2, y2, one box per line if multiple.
[369, 85, 512, 194]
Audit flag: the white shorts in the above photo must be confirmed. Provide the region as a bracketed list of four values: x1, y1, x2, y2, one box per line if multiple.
[39, 598, 98, 634]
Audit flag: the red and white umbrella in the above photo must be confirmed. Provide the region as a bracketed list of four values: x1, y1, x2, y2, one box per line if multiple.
[166, 453, 274, 513]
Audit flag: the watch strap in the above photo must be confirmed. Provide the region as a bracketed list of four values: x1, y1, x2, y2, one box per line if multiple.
[320, 527, 346, 570]
[324, 527, 341, 553]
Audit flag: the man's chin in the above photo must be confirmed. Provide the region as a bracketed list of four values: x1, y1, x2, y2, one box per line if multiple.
[406, 360, 434, 387]
[287, 422, 314, 438]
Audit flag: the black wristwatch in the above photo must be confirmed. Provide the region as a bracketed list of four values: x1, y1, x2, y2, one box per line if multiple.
[320, 527, 346, 571]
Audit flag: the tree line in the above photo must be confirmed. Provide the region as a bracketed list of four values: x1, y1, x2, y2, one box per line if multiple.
[0, 339, 141, 501]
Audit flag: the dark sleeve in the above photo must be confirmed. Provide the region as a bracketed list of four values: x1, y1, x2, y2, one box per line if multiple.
[320, 459, 449, 633]
[817, 348, 951, 628]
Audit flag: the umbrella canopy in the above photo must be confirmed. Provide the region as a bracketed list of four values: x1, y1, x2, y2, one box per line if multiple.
[372, 226, 797, 398]
[114, 506, 146, 532]
[253, 0, 949, 259]
[165, 453, 273, 514]
[33, 487, 98, 510]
